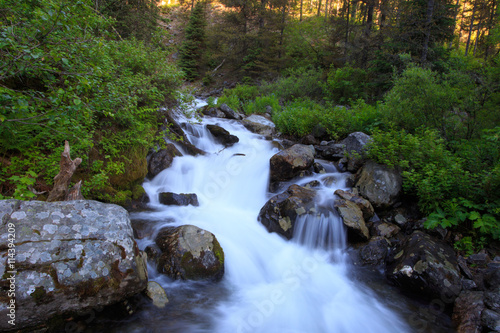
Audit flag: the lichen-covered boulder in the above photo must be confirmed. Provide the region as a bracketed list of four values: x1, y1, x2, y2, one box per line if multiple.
[155, 225, 224, 281]
[147, 144, 183, 178]
[242, 115, 276, 137]
[355, 160, 403, 210]
[258, 184, 317, 240]
[385, 231, 462, 302]
[270, 144, 315, 182]
[159, 192, 199, 206]
[334, 199, 370, 242]
[206, 124, 239, 147]
[0, 200, 148, 331]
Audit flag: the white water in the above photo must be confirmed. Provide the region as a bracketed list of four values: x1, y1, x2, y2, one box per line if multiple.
[135, 105, 412, 333]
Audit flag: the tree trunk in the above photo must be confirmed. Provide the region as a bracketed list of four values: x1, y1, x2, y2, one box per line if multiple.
[449, 0, 461, 48]
[325, 0, 329, 20]
[473, 14, 482, 56]
[465, 3, 476, 56]
[421, 0, 435, 62]
[47, 141, 82, 202]
[300, 0, 303, 21]
[345, 0, 350, 54]
[318, 0, 322, 16]
[364, 0, 375, 36]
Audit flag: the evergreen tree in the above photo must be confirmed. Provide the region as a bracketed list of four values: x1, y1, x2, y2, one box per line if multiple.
[179, 2, 207, 81]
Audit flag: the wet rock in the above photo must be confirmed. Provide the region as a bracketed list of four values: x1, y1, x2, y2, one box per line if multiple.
[132, 219, 157, 239]
[258, 184, 317, 240]
[467, 252, 491, 267]
[155, 225, 224, 281]
[147, 144, 183, 179]
[452, 291, 485, 333]
[315, 143, 346, 161]
[159, 192, 199, 206]
[485, 291, 500, 312]
[313, 162, 326, 174]
[0, 200, 148, 331]
[360, 236, 390, 266]
[334, 199, 370, 241]
[340, 132, 371, 156]
[242, 115, 276, 137]
[374, 222, 401, 238]
[393, 213, 408, 227]
[462, 279, 478, 290]
[201, 106, 225, 118]
[145, 281, 169, 308]
[206, 124, 239, 147]
[269, 144, 315, 183]
[386, 231, 462, 302]
[312, 123, 328, 140]
[219, 104, 242, 120]
[145, 244, 162, 268]
[355, 160, 403, 210]
[481, 309, 500, 332]
[334, 189, 374, 221]
[484, 266, 500, 291]
[300, 134, 319, 145]
[303, 180, 321, 189]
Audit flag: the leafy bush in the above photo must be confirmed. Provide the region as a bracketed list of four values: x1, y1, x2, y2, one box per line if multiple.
[242, 95, 281, 115]
[260, 67, 325, 102]
[217, 84, 260, 111]
[0, 0, 183, 204]
[326, 65, 368, 104]
[367, 127, 500, 241]
[273, 99, 326, 137]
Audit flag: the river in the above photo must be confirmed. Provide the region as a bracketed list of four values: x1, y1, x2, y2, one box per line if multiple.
[97, 101, 453, 333]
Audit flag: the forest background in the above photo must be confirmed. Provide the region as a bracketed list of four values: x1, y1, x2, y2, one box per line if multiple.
[0, 0, 499, 251]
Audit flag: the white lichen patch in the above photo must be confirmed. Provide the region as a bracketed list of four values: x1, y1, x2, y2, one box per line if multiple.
[11, 211, 27, 220]
[397, 265, 413, 277]
[43, 224, 57, 235]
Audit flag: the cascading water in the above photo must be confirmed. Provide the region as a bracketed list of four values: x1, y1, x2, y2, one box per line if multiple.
[118, 103, 419, 333]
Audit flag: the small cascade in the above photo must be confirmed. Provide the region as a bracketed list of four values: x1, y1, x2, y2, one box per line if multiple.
[293, 212, 347, 262]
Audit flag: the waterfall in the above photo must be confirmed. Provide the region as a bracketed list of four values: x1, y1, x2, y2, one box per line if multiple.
[128, 104, 413, 333]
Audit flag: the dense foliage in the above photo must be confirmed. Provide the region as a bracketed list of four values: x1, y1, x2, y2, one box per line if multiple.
[0, 0, 183, 204]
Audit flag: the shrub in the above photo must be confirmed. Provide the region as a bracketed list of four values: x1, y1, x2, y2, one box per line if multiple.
[326, 65, 368, 104]
[242, 95, 280, 115]
[217, 84, 260, 111]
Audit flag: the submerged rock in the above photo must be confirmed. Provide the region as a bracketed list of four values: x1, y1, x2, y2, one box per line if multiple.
[206, 124, 239, 147]
[385, 231, 462, 302]
[258, 184, 317, 240]
[155, 225, 224, 281]
[0, 200, 148, 331]
[147, 144, 183, 178]
[159, 192, 199, 206]
[355, 160, 402, 210]
[269, 144, 315, 182]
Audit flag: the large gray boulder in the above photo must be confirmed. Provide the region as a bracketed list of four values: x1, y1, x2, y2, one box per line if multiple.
[242, 115, 276, 137]
[270, 144, 315, 183]
[155, 225, 224, 281]
[385, 231, 462, 302]
[258, 184, 317, 240]
[355, 160, 403, 210]
[340, 132, 372, 173]
[147, 144, 183, 178]
[0, 200, 148, 331]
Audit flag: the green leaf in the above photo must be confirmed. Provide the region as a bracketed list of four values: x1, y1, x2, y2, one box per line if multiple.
[469, 211, 481, 221]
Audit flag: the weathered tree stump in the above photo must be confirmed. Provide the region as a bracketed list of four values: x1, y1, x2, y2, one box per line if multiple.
[47, 141, 83, 202]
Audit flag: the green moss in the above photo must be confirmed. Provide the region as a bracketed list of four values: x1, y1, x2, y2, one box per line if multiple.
[30, 286, 47, 305]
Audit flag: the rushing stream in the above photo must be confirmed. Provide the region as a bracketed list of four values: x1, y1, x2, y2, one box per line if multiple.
[99, 101, 453, 333]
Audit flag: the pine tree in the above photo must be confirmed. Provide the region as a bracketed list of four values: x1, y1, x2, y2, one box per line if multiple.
[179, 2, 207, 81]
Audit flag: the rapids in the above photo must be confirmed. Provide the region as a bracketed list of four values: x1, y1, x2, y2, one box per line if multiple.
[102, 101, 451, 333]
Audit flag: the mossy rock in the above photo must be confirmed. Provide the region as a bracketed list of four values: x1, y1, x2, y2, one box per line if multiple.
[155, 225, 225, 281]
